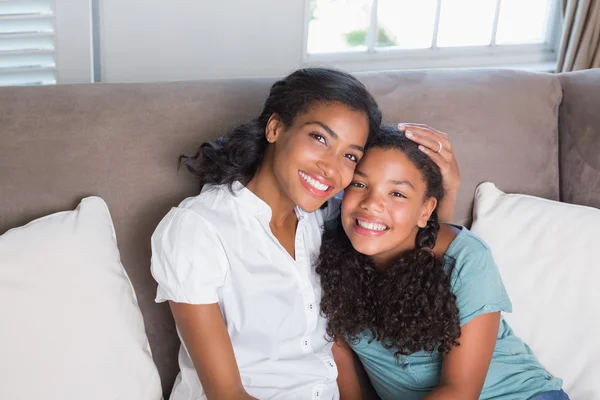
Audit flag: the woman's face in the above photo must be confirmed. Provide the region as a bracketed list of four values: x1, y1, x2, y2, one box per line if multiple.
[267, 102, 369, 213]
[341, 147, 437, 267]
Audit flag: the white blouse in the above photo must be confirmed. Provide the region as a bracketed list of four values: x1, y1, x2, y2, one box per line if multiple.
[151, 182, 340, 400]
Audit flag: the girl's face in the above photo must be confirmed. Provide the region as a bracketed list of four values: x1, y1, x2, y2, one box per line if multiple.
[266, 103, 369, 213]
[341, 147, 437, 267]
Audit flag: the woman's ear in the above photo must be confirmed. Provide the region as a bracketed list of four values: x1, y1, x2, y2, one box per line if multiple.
[417, 197, 438, 228]
[265, 113, 284, 143]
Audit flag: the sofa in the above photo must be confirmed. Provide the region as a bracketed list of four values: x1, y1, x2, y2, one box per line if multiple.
[1, 68, 599, 399]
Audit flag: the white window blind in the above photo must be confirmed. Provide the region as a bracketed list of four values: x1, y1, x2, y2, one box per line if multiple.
[0, 0, 57, 86]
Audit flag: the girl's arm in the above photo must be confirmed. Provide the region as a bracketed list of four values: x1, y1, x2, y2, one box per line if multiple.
[169, 302, 257, 400]
[332, 337, 362, 400]
[400, 123, 460, 222]
[424, 312, 501, 400]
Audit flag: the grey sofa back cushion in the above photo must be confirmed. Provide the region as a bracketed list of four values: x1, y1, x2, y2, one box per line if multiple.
[559, 69, 600, 209]
[0, 69, 562, 396]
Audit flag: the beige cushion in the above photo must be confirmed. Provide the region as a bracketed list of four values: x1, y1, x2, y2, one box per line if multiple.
[470, 182, 600, 399]
[0, 197, 162, 400]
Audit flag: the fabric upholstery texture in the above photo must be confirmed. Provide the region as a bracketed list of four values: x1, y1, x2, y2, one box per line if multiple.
[558, 69, 600, 208]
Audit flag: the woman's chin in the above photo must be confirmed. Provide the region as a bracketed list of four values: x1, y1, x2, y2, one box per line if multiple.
[294, 193, 334, 213]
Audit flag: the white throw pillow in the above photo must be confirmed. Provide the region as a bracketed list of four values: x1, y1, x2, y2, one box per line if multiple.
[470, 182, 600, 400]
[0, 197, 162, 400]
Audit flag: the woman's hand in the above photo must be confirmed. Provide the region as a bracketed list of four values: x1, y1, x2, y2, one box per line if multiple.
[398, 123, 460, 194]
[399, 123, 460, 222]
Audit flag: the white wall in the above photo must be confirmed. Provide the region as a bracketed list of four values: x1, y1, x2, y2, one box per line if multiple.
[97, 0, 559, 83]
[100, 0, 307, 83]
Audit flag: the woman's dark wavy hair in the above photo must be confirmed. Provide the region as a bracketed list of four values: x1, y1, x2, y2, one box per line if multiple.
[180, 68, 382, 190]
[316, 124, 461, 358]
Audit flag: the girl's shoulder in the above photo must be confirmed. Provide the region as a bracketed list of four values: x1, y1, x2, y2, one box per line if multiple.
[440, 225, 500, 284]
[432, 224, 462, 257]
[441, 224, 492, 260]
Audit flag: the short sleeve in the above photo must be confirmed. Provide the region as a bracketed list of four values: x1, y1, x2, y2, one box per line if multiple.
[451, 248, 512, 326]
[150, 207, 229, 304]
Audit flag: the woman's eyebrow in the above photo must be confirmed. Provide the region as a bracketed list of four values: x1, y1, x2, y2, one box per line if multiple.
[304, 121, 365, 152]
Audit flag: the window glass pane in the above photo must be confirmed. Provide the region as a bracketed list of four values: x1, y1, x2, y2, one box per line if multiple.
[307, 0, 373, 54]
[377, 0, 437, 49]
[495, 0, 552, 45]
[437, 0, 497, 47]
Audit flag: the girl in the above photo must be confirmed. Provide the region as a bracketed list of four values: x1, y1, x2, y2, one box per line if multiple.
[317, 125, 567, 400]
[150, 69, 459, 399]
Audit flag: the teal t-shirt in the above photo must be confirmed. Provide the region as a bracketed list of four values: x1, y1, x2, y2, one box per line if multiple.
[350, 226, 563, 400]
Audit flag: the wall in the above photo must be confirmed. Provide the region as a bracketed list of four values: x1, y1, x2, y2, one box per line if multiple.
[99, 0, 306, 83]
[97, 0, 559, 83]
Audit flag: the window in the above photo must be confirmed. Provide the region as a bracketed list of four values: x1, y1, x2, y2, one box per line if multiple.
[0, 0, 93, 86]
[305, 0, 561, 69]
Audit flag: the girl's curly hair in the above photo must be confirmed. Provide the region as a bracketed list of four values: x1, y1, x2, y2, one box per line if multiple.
[316, 124, 461, 358]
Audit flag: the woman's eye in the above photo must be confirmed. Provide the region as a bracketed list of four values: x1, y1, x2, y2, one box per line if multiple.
[350, 181, 366, 188]
[391, 192, 407, 198]
[345, 153, 359, 163]
[310, 133, 326, 144]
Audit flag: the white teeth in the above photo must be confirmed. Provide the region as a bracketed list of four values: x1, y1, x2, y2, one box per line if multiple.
[357, 219, 388, 231]
[300, 171, 329, 191]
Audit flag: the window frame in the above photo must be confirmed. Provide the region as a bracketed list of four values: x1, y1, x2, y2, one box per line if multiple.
[54, 0, 94, 84]
[302, 0, 562, 71]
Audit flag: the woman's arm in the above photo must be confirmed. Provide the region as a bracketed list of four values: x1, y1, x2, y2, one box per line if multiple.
[424, 312, 501, 400]
[169, 302, 257, 400]
[332, 337, 362, 400]
[400, 123, 460, 222]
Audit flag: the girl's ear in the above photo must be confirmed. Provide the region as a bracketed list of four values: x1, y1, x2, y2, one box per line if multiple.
[417, 197, 438, 228]
[265, 113, 284, 143]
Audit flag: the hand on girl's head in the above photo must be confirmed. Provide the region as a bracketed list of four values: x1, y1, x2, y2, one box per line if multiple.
[398, 123, 460, 194]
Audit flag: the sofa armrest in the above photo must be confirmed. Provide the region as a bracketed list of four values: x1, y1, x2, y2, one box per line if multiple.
[558, 69, 600, 208]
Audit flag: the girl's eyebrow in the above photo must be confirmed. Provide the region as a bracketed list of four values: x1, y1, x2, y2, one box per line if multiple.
[304, 121, 365, 152]
[355, 170, 415, 189]
[390, 180, 415, 189]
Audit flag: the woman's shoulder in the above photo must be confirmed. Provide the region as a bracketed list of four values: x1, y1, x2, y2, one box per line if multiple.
[178, 184, 229, 211]
[154, 185, 235, 237]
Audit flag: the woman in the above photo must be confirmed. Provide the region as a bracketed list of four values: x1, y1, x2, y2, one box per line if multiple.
[150, 68, 459, 399]
[317, 125, 567, 400]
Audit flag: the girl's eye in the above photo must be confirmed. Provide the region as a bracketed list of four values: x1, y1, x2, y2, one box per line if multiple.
[350, 181, 366, 189]
[391, 192, 407, 198]
[345, 153, 359, 163]
[310, 133, 326, 144]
